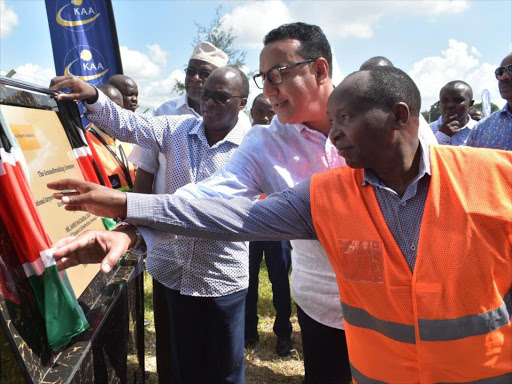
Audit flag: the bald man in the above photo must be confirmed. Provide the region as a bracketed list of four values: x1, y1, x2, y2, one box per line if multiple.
[108, 74, 139, 112]
[429, 80, 477, 146]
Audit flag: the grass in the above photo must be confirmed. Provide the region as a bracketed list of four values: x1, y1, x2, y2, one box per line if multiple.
[142, 263, 305, 383]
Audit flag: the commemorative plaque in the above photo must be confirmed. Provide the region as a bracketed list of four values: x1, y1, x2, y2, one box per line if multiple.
[0, 77, 144, 383]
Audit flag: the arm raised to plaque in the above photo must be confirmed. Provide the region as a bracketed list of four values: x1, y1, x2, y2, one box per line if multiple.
[50, 76, 195, 155]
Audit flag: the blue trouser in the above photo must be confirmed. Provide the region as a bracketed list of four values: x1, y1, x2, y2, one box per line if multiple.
[165, 287, 247, 384]
[297, 304, 352, 384]
[245, 241, 292, 339]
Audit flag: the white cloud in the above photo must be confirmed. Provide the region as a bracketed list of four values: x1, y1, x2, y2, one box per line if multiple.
[408, 39, 504, 111]
[138, 69, 185, 108]
[11, 63, 55, 86]
[470, 47, 481, 57]
[0, 0, 18, 39]
[120, 45, 163, 81]
[220, 1, 293, 49]
[222, 1, 471, 45]
[147, 44, 168, 67]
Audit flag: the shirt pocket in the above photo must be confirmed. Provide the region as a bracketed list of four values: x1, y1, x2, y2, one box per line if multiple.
[338, 239, 384, 284]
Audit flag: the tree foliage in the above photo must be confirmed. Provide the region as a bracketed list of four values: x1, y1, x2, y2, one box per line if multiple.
[172, 6, 247, 94]
[472, 102, 500, 114]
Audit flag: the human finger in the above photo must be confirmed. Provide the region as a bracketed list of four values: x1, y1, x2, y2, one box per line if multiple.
[56, 257, 80, 271]
[48, 178, 93, 193]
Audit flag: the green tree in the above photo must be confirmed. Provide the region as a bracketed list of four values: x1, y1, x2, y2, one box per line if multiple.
[421, 101, 440, 123]
[172, 6, 247, 94]
[472, 102, 500, 114]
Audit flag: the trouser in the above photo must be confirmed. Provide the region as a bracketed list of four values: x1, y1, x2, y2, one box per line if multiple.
[297, 304, 352, 384]
[153, 278, 172, 384]
[165, 287, 247, 384]
[245, 241, 292, 339]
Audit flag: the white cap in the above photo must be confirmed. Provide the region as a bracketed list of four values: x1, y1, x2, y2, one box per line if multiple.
[190, 42, 229, 68]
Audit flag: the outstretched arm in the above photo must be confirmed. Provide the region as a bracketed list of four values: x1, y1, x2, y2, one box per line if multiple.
[50, 75, 192, 154]
[127, 178, 317, 247]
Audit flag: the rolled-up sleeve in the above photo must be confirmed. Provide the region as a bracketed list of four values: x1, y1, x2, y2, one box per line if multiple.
[125, 179, 317, 248]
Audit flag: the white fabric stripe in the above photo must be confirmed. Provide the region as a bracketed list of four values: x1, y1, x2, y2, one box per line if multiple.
[73, 147, 88, 158]
[22, 258, 45, 277]
[40, 248, 56, 268]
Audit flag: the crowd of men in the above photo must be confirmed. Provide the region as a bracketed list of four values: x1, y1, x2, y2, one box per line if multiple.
[48, 22, 511, 384]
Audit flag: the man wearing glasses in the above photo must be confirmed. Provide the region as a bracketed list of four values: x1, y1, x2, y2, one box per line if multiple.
[467, 52, 512, 150]
[50, 66, 251, 384]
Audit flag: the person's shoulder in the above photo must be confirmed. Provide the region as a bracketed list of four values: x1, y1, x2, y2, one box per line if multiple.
[153, 96, 183, 116]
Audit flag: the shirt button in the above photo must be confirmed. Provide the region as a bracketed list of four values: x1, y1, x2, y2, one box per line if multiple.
[400, 201, 407, 207]
[410, 244, 417, 251]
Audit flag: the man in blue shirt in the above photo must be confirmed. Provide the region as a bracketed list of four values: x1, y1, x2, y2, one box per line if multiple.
[467, 52, 512, 150]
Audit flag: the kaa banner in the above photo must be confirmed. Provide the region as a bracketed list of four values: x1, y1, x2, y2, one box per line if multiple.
[45, 0, 123, 86]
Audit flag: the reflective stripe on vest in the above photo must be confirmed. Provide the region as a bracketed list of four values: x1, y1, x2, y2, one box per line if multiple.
[343, 289, 512, 343]
[420, 290, 512, 342]
[341, 300, 416, 344]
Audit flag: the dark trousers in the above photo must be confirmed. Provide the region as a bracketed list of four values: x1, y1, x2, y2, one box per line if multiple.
[165, 287, 247, 384]
[153, 278, 172, 383]
[245, 241, 292, 339]
[297, 304, 352, 384]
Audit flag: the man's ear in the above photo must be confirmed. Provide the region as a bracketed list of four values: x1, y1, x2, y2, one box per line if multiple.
[391, 102, 410, 130]
[239, 98, 248, 110]
[469, 99, 475, 107]
[313, 58, 329, 84]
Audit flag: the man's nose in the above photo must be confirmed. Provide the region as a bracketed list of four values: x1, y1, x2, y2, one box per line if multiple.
[263, 78, 278, 98]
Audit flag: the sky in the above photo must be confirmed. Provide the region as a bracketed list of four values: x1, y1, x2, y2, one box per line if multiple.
[1, 0, 511, 113]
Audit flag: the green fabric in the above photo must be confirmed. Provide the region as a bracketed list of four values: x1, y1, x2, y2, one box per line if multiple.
[28, 265, 89, 350]
[102, 217, 117, 230]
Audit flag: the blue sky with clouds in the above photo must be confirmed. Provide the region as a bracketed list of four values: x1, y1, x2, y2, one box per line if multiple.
[1, 0, 511, 111]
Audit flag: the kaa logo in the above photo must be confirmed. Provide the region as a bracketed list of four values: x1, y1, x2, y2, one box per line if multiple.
[64, 46, 109, 85]
[56, 0, 100, 31]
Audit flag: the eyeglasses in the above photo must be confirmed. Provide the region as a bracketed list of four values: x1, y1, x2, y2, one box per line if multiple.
[199, 90, 244, 104]
[252, 59, 316, 89]
[185, 67, 212, 79]
[495, 64, 512, 79]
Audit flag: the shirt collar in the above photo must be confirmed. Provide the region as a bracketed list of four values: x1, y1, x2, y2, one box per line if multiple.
[177, 92, 201, 117]
[362, 138, 431, 188]
[500, 103, 512, 117]
[188, 117, 247, 147]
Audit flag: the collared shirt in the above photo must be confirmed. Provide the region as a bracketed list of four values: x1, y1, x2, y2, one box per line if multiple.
[84, 91, 249, 297]
[126, 140, 432, 274]
[466, 103, 512, 150]
[429, 115, 478, 146]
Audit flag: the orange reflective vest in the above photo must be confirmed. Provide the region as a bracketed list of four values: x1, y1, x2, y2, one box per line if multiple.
[85, 127, 135, 191]
[310, 145, 512, 383]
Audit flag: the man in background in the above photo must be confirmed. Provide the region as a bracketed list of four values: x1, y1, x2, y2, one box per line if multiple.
[429, 80, 478, 146]
[108, 74, 139, 112]
[245, 94, 292, 356]
[467, 52, 512, 150]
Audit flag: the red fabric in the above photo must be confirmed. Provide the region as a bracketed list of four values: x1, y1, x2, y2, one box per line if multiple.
[0, 156, 52, 266]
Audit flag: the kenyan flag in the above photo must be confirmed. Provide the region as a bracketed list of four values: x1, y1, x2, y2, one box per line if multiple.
[0, 111, 89, 350]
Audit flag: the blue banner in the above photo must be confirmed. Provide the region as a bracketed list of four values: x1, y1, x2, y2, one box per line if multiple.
[45, 0, 123, 86]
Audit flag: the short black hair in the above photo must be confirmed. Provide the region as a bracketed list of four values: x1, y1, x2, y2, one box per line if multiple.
[229, 66, 250, 98]
[264, 22, 333, 77]
[359, 56, 394, 70]
[357, 66, 421, 116]
[440, 80, 473, 100]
